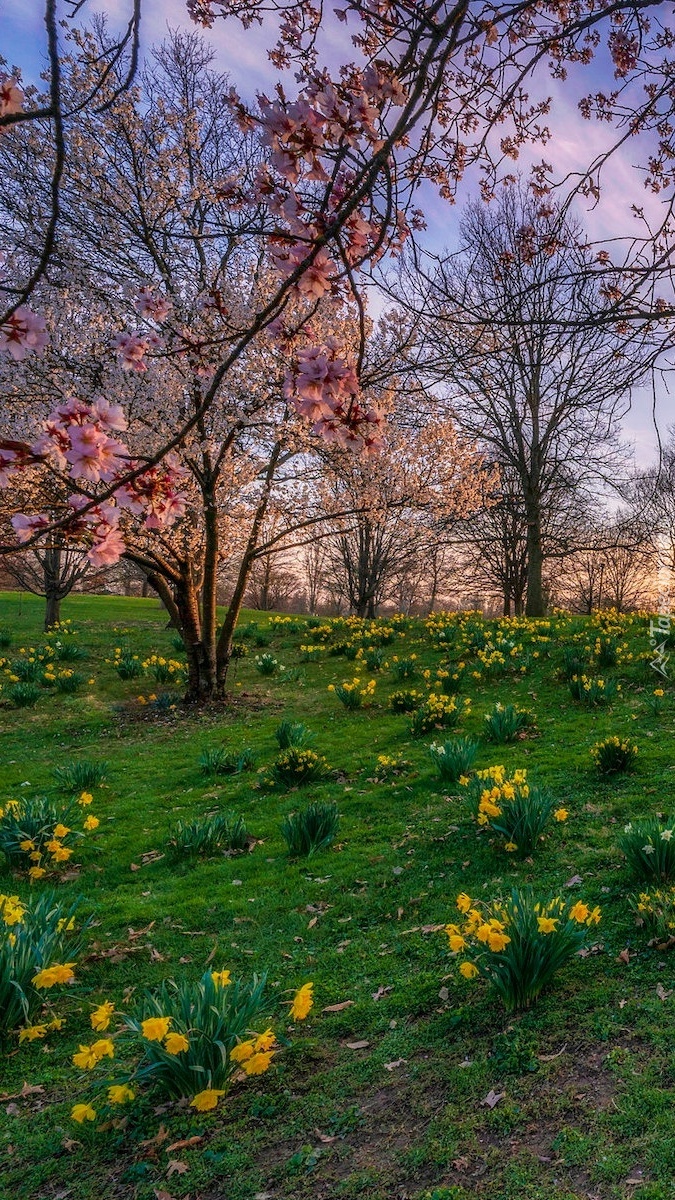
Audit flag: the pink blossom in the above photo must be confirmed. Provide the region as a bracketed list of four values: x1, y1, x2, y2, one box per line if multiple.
[113, 331, 160, 372]
[0, 448, 17, 486]
[11, 512, 50, 542]
[65, 425, 126, 482]
[0, 307, 48, 360]
[90, 396, 127, 432]
[88, 525, 126, 567]
[0, 77, 23, 121]
[135, 286, 172, 322]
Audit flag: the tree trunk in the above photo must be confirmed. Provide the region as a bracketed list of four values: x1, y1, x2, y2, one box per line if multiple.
[503, 592, 511, 617]
[525, 503, 545, 617]
[216, 440, 283, 693]
[44, 591, 61, 630]
[43, 543, 62, 630]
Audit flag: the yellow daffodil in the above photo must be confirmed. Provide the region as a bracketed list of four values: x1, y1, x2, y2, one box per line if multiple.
[71, 1103, 97, 1123]
[141, 1016, 171, 1041]
[459, 961, 479, 979]
[91, 1001, 114, 1031]
[164, 1031, 190, 1054]
[290, 982, 314, 1020]
[190, 1088, 224, 1112]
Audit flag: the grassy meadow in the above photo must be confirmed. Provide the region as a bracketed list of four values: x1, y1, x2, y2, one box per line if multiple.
[1, 591, 675, 1200]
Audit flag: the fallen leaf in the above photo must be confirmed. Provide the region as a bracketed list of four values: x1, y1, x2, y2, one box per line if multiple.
[618, 948, 631, 964]
[0, 1083, 45, 1102]
[322, 1000, 354, 1013]
[371, 985, 393, 1001]
[656, 983, 672, 1001]
[565, 875, 583, 887]
[166, 1136, 203, 1153]
[344, 1040, 370, 1050]
[61, 1137, 82, 1152]
[153, 1191, 176, 1200]
[314, 1129, 337, 1143]
[308, 917, 319, 929]
[128, 923, 156, 939]
[166, 1160, 189, 1177]
[537, 1045, 567, 1062]
[481, 1090, 505, 1109]
[141, 1125, 170, 1149]
[438, 986, 449, 1002]
[384, 1058, 407, 1070]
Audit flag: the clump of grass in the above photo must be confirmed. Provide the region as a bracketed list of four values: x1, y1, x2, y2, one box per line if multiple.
[9, 682, 40, 708]
[0, 628, 11, 649]
[590, 736, 638, 775]
[199, 747, 256, 776]
[620, 817, 675, 882]
[281, 802, 340, 857]
[483, 702, 535, 744]
[274, 720, 315, 750]
[271, 748, 329, 786]
[167, 813, 250, 859]
[52, 760, 108, 792]
[429, 736, 480, 782]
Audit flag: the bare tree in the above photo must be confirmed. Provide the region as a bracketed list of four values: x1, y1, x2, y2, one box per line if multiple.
[408, 185, 661, 616]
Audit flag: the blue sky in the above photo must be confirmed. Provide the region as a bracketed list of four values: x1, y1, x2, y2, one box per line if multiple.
[3, 0, 671, 467]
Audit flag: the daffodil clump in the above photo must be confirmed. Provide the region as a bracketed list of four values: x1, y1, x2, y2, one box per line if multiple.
[328, 676, 376, 709]
[568, 674, 619, 706]
[429, 736, 479, 783]
[373, 753, 408, 778]
[590, 736, 638, 775]
[447, 889, 601, 1011]
[646, 687, 665, 716]
[298, 643, 325, 661]
[270, 747, 330, 786]
[629, 888, 675, 944]
[107, 646, 144, 680]
[620, 818, 675, 882]
[390, 654, 418, 681]
[254, 653, 283, 676]
[142, 653, 187, 685]
[0, 890, 81, 1039]
[68, 972, 314, 1124]
[483, 701, 536, 744]
[409, 693, 470, 738]
[389, 687, 424, 713]
[461, 766, 567, 857]
[0, 792, 100, 880]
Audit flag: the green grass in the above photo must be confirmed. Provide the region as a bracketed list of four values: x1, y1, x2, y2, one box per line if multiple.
[0, 593, 674, 1199]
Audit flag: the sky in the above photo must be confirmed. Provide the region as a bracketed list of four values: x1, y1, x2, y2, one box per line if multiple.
[2, 0, 673, 469]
